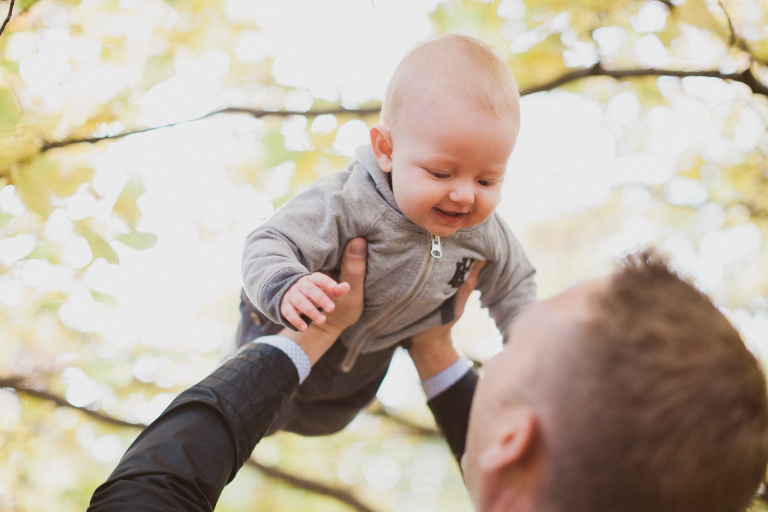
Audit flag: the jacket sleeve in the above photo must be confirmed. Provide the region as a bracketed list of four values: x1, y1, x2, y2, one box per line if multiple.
[427, 368, 479, 464]
[476, 214, 537, 340]
[242, 173, 370, 326]
[87, 343, 300, 512]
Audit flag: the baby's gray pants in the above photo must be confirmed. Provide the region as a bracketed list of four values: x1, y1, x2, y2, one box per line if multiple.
[236, 289, 397, 436]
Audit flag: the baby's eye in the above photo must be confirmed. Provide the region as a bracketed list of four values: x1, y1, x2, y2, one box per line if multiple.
[478, 179, 497, 187]
[428, 169, 450, 179]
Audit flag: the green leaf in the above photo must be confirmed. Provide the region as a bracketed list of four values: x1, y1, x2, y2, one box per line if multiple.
[262, 126, 302, 169]
[18, 0, 44, 11]
[24, 241, 63, 264]
[75, 221, 119, 264]
[137, 54, 176, 93]
[117, 230, 158, 250]
[0, 212, 13, 228]
[91, 290, 119, 307]
[0, 89, 22, 131]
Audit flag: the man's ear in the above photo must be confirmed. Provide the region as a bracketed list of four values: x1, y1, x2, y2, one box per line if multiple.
[478, 408, 536, 473]
[370, 125, 394, 173]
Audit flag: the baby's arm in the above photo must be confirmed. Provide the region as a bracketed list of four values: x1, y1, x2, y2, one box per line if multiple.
[281, 273, 350, 331]
[477, 215, 537, 340]
[242, 174, 370, 329]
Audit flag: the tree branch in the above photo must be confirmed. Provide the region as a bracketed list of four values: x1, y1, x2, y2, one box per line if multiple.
[246, 460, 378, 512]
[714, 0, 768, 68]
[0, 376, 143, 428]
[39, 106, 381, 153]
[366, 402, 440, 438]
[522, 63, 768, 96]
[717, 0, 737, 47]
[0, 375, 381, 512]
[0, 0, 15, 37]
[35, 63, 768, 155]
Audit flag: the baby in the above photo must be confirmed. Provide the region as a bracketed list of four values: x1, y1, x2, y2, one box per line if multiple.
[239, 34, 536, 435]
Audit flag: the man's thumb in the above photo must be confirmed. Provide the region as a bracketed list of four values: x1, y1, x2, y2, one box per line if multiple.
[340, 238, 367, 282]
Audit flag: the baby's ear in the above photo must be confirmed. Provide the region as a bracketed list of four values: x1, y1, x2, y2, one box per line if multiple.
[369, 125, 394, 173]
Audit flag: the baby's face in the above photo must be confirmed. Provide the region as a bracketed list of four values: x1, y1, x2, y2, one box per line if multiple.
[385, 95, 519, 237]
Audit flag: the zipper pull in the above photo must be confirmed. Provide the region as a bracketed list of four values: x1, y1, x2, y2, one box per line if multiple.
[430, 234, 442, 258]
[340, 340, 363, 373]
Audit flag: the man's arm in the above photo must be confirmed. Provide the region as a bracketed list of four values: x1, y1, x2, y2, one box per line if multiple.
[427, 369, 479, 463]
[88, 344, 302, 512]
[408, 261, 485, 464]
[88, 238, 368, 511]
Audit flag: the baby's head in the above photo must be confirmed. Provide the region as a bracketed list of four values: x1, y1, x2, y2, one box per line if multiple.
[371, 34, 521, 237]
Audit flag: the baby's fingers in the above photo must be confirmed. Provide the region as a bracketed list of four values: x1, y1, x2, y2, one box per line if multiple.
[281, 303, 308, 332]
[307, 273, 349, 302]
[299, 279, 336, 312]
[327, 282, 350, 300]
[292, 294, 328, 325]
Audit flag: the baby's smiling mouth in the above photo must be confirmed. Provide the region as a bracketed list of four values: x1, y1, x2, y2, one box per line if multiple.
[434, 208, 468, 223]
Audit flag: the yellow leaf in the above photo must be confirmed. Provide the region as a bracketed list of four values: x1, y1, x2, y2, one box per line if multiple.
[113, 179, 146, 229]
[12, 157, 55, 218]
[671, 0, 725, 36]
[51, 166, 94, 198]
[75, 221, 119, 264]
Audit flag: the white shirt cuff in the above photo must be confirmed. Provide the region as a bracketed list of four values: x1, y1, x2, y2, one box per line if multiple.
[255, 335, 311, 384]
[421, 357, 472, 400]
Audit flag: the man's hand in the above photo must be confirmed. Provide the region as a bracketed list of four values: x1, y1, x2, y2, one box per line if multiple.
[408, 260, 485, 380]
[281, 273, 350, 331]
[280, 238, 367, 364]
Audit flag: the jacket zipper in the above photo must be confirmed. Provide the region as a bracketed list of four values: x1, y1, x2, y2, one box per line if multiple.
[339, 233, 442, 372]
[430, 234, 442, 258]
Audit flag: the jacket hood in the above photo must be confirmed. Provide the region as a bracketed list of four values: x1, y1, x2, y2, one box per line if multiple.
[354, 144, 404, 216]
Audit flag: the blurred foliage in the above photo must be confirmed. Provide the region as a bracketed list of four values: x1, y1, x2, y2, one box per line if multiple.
[1, 0, 768, 510]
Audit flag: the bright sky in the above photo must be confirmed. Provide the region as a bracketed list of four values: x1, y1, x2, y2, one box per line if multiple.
[1, 0, 767, 416]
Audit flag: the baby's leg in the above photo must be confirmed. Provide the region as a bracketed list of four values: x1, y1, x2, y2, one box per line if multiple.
[267, 341, 398, 436]
[237, 288, 398, 436]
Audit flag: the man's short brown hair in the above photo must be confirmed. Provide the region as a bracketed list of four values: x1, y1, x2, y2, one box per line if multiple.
[540, 249, 768, 512]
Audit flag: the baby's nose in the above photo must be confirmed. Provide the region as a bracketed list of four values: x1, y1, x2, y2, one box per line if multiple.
[448, 183, 474, 205]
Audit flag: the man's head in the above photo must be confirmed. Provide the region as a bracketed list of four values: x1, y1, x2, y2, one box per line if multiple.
[370, 34, 521, 237]
[464, 249, 768, 512]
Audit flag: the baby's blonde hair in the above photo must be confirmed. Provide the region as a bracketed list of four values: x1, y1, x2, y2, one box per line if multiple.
[380, 34, 520, 129]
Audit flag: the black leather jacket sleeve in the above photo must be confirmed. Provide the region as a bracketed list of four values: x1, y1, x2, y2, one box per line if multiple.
[88, 343, 300, 512]
[426, 368, 479, 463]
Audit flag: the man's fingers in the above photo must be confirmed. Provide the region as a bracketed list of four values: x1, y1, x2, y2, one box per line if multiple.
[338, 238, 367, 290]
[465, 260, 485, 289]
[454, 260, 486, 320]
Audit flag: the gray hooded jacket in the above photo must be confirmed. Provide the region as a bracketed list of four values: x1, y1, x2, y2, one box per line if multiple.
[242, 145, 536, 371]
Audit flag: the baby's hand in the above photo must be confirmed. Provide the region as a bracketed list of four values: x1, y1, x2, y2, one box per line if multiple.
[281, 272, 351, 331]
